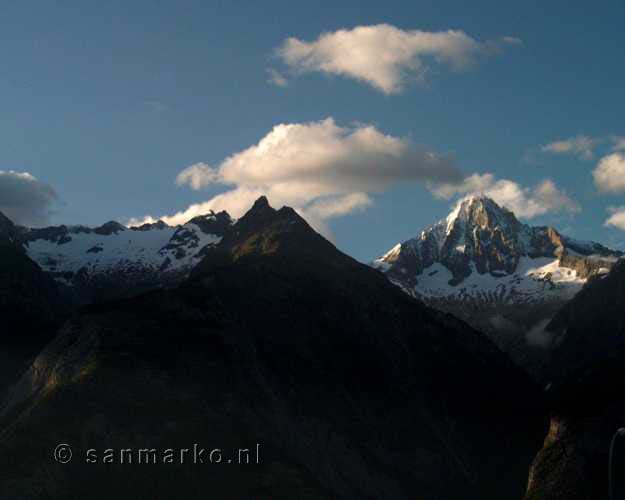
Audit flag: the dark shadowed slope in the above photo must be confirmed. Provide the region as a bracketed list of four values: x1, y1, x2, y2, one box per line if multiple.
[0, 197, 546, 500]
[543, 259, 625, 383]
[525, 260, 625, 499]
[0, 212, 66, 396]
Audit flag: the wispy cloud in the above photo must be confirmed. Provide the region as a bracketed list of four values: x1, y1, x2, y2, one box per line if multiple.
[266, 68, 288, 87]
[541, 135, 599, 160]
[541, 134, 625, 160]
[274, 24, 520, 94]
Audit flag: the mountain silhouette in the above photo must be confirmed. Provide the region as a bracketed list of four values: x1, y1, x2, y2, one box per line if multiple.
[0, 197, 545, 499]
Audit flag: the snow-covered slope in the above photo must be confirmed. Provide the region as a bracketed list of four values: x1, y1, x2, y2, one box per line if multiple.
[373, 196, 622, 375]
[18, 211, 233, 303]
[410, 258, 586, 304]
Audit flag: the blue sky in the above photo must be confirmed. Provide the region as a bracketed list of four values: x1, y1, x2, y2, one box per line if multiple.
[1, 0, 625, 261]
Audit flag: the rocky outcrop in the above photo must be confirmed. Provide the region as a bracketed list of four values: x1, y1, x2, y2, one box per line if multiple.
[524, 417, 590, 500]
[558, 251, 616, 279]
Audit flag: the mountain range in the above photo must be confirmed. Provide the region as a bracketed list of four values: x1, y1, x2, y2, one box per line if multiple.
[0, 195, 623, 499]
[14, 210, 233, 304]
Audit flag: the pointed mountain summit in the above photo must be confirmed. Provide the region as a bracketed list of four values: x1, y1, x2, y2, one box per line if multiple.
[375, 194, 620, 290]
[193, 196, 354, 274]
[94, 220, 127, 235]
[249, 194, 271, 212]
[373, 195, 622, 376]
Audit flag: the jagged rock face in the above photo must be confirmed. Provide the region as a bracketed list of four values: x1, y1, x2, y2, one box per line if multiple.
[375, 196, 619, 291]
[524, 417, 595, 500]
[16, 210, 234, 304]
[442, 197, 525, 281]
[0, 196, 546, 500]
[377, 197, 530, 286]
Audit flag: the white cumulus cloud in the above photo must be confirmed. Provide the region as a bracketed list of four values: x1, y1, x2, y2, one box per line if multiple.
[275, 24, 519, 94]
[0, 170, 58, 226]
[131, 118, 463, 236]
[430, 173, 580, 218]
[593, 153, 625, 193]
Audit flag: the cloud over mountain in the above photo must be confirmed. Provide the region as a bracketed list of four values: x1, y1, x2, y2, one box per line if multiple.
[275, 24, 519, 94]
[430, 173, 580, 218]
[0, 171, 58, 226]
[136, 118, 463, 235]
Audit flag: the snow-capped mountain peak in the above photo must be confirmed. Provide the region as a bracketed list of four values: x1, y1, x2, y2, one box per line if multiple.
[375, 195, 542, 286]
[373, 196, 621, 327]
[445, 195, 519, 233]
[372, 196, 622, 370]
